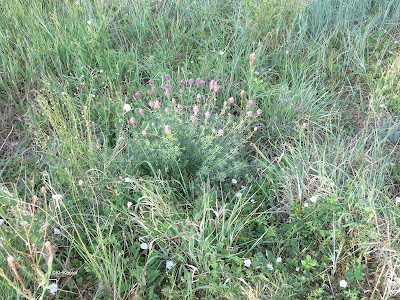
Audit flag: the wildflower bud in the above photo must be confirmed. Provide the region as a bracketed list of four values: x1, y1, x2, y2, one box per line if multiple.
[147, 90, 152, 95]
[148, 101, 155, 108]
[138, 108, 144, 114]
[129, 117, 136, 124]
[200, 80, 205, 85]
[213, 85, 220, 92]
[204, 111, 211, 119]
[247, 100, 254, 106]
[171, 98, 176, 104]
[249, 53, 256, 63]
[197, 93, 201, 99]
[151, 87, 157, 92]
[165, 125, 171, 134]
[142, 130, 147, 136]
[41, 186, 47, 195]
[155, 100, 161, 108]
[228, 97, 234, 103]
[218, 129, 224, 136]
[114, 124, 118, 129]
[148, 80, 154, 85]
[135, 92, 141, 98]
[164, 84, 170, 90]
[45, 241, 53, 255]
[179, 80, 185, 84]
[188, 79, 194, 85]
[165, 74, 170, 81]
[209, 80, 216, 89]
[165, 107, 170, 113]
[247, 111, 253, 117]
[190, 115, 197, 122]
[196, 78, 201, 83]
[193, 105, 200, 114]
[240, 90, 245, 100]
[164, 90, 170, 96]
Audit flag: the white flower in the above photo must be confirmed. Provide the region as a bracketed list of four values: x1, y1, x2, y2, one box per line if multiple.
[250, 199, 256, 203]
[140, 243, 148, 250]
[219, 51, 225, 55]
[339, 280, 348, 288]
[47, 283, 58, 295]
[87, 20, 92, 25]
[310, 196, 317, 203]
[286, 50, 289, 54]
[276, 257, 283, 263]
[380, 104, 386, 108]
[122, 104, 132, 113]
[124, 178, 134, 183]
[394, 40, 398, 44]
[127, 202, 133, 208]
[0, 219, 4, 226]
[243, 259, 252, 267]
[54, 228, 61, 235]
[78, 180, 83, 186]
[236, 192, 242, 198]
[295, 267, 300, 272]
[20, 221, 28, 226]
[267, 264, 273, 270]
[304, 202, 309, 207]
[396, 197, 400, 204]
[52, 194, 63, 201]
[166, 260, 174, 270]
[232, 178, 237, 184]
[75, 1, 79, 4]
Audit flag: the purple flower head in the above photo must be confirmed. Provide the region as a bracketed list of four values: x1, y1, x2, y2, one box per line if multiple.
[164, 84, 170, 90]
[205, 111, 211, 119]
[188, 78, 194, 85]
[179, 80, 185, 85]
[218, 129, 224, 136]
[193, 105, 200, 114]
[148, 101, 155, 108]
[135, 92, 141, 98]
[114, 124, 118, 129]
[138, 108, 144, 114]
[209, 80, 216, 89]
[148, 80, 154, 85]
[200, 80, 205, 85]
[165, 74, 171, 81]
[190, 115, 197, 122]
[154, 100, 161, 108]
[228, 97, 234, 103]
[165, 125, 171, 133]
[142, 130, 147, 136]
[129, 117, 136, 124]
[247, 100, 254, 106]
[147, 90, 152, 95]
[213, 85, 220, 92]
[196, 78, 201, 83]
[151, 87, 157, 92]
[247, 111, 253, 117]
[257, 109, 262, 115]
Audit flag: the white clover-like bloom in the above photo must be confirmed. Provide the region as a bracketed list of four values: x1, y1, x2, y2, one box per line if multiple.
[243, 259, 252, 267]
[75, 1, 79, 4]
[52, 194, 63, 201]
[166, 261, 174, 270]
[396, 197, 400, 204]
[0, 219, 4, 226]
[232, 178, 237, 185]
[87, 20, 92, 25]
[339, 280, 348, 288]
[276, 257, 283, 263]
[304, 202, 309, 207]
[295, 267, 300, 272]
[124, 178, 134, 183]
[140, 243, 148, 250]
[310, 196, 317, 203]
[250, 199, 256, 203]
[127, 202, 133, 208]
[219, 51, 225, 55]
[47, 283, 58, 295]
[54, 228, 61, 235]
[123, 104, 132, 113]
[20, 221, 28, 226]
[267, 264, 273, 271]
[78, 180, 83, 186]
[236, 192, 242, 198]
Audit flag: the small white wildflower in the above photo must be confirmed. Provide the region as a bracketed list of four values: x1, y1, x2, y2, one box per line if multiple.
[304, 202, 309, 207]
[244, 259, 252, 267]
[310, 196, 317, 203]
[295, 267, 300, 272]
[54, 228, 61, 235]
[396, 197, 400, 204]
[74, 0, 79, 4]
[267, 264, 273, 270]
[276, 257, 283, 263]
[123, 104, 132, 113]
[236, 192, 242, 198]
[140, 243, 149, 250]
[127, 201, 133, 208]
[124, 178, 134, 183]
[52, 194, 63, 201]
[250, 199, 256, 203]
[303, 270, 307, 274]
[47, 283, 58, 295]
[255, 266, 261, 269]
[0, 219, 4, 226]
[254, 71, 260, 76]
[339, 280, 348, 288]
[389, 50, 393, 54]
[395, 40, 399, 44]
[232, 178, 238, 185]
[87, 20, 92, 25]
[219, 51, 225, 55]
[303, 123, 308, 128]
[78, 180, 83, 186]
[380, 104, 386, 108]
[166, 260, 174, 270]
[286, 50, 289, 54]
[20, 221, 28, 226]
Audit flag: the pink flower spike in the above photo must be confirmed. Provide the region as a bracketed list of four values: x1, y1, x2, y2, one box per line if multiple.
[165, 125, 171, 133]
[228, 97, 234, 103]
[247, 111, 253, 117]
[135, 92, 141, 98]
[257, 109, 262, 115]
[218, 129, 224, 136]
[190, 115, 197, 122]
[213, 85, 220, 92]
[205, 111, 211, 119]
[188, 79, 194, 85]
[193, 105, 200, 114]
[148, 101, 155, 108]
[138, 108, 144, 114]
[148, 80, 154, 85]
[165, 74, 171, 81]
[129, 117, 136, 124]
[141, 130, 147, 136]
[179, 80, 185, 84]
[151, 87, 157, 92]
[155, 100, 161, 108]
[247, 100, 254, 106]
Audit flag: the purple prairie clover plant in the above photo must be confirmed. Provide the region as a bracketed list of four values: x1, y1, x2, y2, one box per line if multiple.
[135, 92, 141, 98]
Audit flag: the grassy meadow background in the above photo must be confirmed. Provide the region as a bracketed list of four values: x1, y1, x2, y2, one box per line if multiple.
[0, 0, 400, 298]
